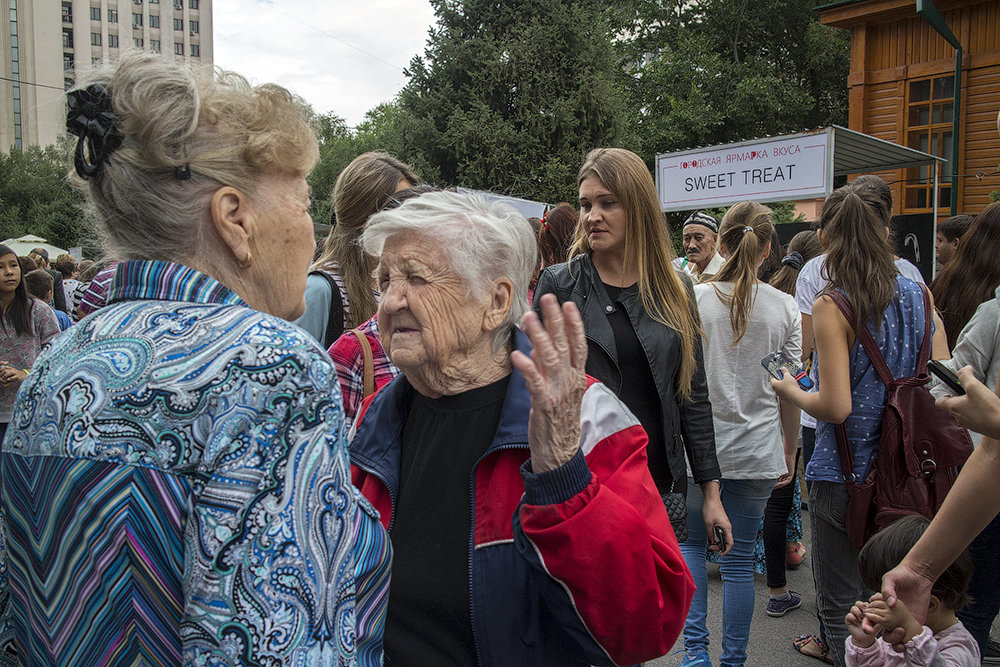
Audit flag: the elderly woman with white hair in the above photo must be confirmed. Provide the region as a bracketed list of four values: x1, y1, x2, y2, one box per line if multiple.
[0, 52, 389, 665]
[349, 190, 695, 666]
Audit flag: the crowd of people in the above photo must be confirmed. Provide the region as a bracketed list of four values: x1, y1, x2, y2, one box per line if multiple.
[1, 53, 999, 667]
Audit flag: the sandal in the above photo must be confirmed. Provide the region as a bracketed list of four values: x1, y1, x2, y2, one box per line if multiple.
[793, 633, 833, 664]
[786, 541, 806, 569]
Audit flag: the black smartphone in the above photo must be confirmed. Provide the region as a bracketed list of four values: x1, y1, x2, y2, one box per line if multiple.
[761, 351, 814, 390]
[712, 525, 725, 549]
[927, 360, 966, 395]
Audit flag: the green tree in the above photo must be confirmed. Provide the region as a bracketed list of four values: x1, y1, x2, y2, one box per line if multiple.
[615, 0, 850, 164]
[0, 141, 89, 250]
[398, 0, 626, 204]
[307, 111, 358, 227]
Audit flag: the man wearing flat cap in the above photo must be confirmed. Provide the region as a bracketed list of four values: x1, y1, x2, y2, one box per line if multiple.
[672, 211, 725, 283]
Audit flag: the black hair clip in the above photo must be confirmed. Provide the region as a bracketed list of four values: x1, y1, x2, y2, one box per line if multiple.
[66, 84, 122, 179]
[174, 164, 191, 180]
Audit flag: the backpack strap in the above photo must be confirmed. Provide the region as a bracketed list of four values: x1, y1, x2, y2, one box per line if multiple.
[914, 284, 932, 375]
[350, 328, 375, 399]
[309, 270, 345, 348]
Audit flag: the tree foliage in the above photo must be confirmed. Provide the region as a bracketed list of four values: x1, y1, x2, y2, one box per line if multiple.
[1, 1, 849, 244]
[0, 141, 89, 250]
[614, 0, 850, 164]
[396, 0, 625, 204]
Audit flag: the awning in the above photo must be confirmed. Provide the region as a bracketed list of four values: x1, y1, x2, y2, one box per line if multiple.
[829, 125, 945, 177]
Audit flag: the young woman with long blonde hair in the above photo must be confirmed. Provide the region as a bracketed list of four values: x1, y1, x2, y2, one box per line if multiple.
[533, 147, 732, 567]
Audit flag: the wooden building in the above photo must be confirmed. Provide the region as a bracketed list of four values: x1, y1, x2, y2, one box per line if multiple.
[818, 0, 1000, 216]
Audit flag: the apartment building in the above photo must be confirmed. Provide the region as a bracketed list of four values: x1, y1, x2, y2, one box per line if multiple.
[1, 0, 212, 149]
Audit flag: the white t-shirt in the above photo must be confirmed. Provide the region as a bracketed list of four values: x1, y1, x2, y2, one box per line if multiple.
[694, 281, 802, 479]
[794, 255, 925, 428]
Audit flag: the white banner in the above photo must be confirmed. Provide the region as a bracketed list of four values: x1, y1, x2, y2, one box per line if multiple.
[656, 131, 832, 212]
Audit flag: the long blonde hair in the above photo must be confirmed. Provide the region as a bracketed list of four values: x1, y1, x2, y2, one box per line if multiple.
[569, 148, 701, 399]
[712, 201, 774, 344]
[312, 152, 418, 328]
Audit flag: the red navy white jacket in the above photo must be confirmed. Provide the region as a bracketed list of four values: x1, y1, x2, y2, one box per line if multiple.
[349, 328, 695, 666]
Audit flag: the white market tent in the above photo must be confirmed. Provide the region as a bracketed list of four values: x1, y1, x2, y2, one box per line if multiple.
[456, 187, 548, 220]
[1, 234, 68, 258]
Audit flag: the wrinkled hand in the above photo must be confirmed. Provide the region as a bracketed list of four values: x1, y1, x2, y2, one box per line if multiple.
[880, 564, 933, 651]
[936, 366, 1000, 439]
[511, 294, 588, 473]
[845, 600, 876, 648]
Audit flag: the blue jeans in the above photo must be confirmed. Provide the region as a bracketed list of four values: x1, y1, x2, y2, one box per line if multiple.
[680, 477, 776, 666]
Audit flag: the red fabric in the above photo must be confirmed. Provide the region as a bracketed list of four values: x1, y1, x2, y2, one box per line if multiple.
[519, 424, 695, 666]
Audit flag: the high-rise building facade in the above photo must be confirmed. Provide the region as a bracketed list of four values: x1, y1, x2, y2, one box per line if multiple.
[0, 0, 212, 149]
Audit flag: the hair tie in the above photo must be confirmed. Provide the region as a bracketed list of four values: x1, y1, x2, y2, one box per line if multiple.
[742, 226, 753, 235]
[541, 210, 549, 232]
[781, 251, 804, 270]
[66, 84, 122, 179]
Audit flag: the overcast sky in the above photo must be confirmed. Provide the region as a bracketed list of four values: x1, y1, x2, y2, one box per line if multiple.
[213, 0, 437, 127]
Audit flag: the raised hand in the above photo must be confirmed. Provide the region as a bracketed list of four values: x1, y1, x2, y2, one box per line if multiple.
[510, 294, 588, 473]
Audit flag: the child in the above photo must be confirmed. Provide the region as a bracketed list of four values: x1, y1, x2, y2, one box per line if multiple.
[23, 269, 71, 332]
[844, 515, 980, 666]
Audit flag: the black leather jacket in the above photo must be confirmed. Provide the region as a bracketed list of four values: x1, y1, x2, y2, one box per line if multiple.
[533, 254, 721, 489]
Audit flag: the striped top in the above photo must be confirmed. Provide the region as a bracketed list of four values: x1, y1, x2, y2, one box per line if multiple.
[0, 259, 391, 666]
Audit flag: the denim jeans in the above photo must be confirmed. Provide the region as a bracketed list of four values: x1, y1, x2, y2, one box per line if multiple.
[957, 511, 1000, 655]
[809, 481, 872, 667]
[680, 477, 776, 666]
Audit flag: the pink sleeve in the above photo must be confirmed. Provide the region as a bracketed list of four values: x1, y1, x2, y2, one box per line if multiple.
[845, 637, 906, 667]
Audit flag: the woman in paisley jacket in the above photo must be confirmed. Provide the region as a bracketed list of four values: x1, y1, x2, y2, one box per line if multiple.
[0, 52, 389, 666]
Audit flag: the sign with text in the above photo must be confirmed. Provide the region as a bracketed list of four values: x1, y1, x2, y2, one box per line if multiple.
[656, 130, 832, 212]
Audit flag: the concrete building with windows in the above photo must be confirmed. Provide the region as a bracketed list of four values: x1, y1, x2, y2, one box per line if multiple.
[0, 0, 212, 149]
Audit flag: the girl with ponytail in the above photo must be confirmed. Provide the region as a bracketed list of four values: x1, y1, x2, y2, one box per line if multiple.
[772, 182, 949, 665]
[678, 201, 803, 666]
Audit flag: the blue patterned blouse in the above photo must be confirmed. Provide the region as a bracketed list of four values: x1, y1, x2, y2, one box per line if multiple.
[807, 276, 929, 483]
[0, 260, 390, 666]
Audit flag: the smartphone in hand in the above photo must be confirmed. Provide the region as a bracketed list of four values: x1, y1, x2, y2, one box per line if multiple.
[713, 525, 725, 550]
[761, 351, 813, 390]
[927, 360, 966, 395]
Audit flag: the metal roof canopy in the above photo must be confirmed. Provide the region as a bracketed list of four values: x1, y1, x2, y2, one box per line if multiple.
[829, 125, 945, 177]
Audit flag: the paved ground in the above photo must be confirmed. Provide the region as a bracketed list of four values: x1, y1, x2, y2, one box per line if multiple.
[649, 507, 822, 667]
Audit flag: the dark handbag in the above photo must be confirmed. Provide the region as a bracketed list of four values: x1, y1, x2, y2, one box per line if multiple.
[661, 481, 688, 543]
[828, 287, 973, 549]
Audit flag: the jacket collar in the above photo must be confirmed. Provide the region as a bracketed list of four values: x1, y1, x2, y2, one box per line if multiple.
[349, 328, 532, 490]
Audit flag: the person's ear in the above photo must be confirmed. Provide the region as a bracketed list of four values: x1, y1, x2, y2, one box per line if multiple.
[718, 242, 728, 258]
[210, 186, 255, 268]
[949, 238, 960, 254]
[927, 594, 941, 614]
[483, 277, 513, 332]
[817, 228, 830, 250]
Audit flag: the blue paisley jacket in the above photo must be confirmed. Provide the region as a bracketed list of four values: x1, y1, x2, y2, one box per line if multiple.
[0, 260, 390, 666]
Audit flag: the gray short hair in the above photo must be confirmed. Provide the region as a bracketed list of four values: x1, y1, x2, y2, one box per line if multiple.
[361, 191, 538, 349]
